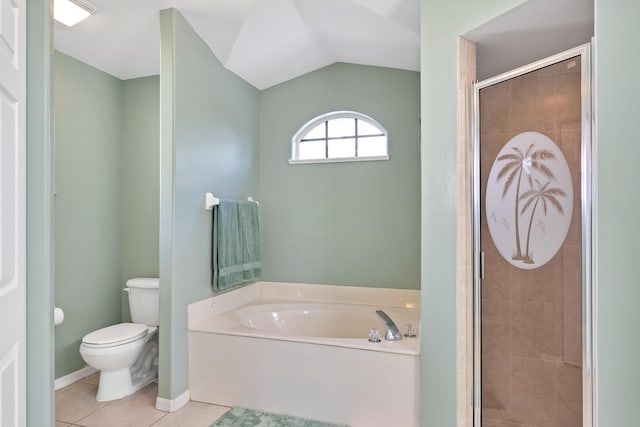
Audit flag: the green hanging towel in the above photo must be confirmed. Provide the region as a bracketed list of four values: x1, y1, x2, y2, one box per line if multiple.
[212, 199, 261, 291]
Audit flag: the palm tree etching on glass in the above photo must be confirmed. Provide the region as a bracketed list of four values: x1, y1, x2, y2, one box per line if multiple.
[518, 179, 567, 264]
[495, 143, 557, 261]
[486, 131, 573, 269]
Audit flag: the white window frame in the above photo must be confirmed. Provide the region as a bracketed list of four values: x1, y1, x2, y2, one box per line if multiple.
[289, 111, 389, 164]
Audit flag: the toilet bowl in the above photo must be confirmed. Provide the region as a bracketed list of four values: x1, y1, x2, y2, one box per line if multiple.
[79, 278, 160, 401]
[80, 323, 158, 401]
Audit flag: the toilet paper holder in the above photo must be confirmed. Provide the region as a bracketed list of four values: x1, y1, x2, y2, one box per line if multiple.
[54, 307, 64, 326]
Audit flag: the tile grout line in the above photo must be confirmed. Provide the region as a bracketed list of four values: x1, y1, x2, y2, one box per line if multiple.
[55, 381, 125, 425]
[149, 411, 170, 426]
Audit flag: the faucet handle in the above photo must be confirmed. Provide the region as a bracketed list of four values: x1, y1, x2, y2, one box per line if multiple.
[404, 323, 417, 338]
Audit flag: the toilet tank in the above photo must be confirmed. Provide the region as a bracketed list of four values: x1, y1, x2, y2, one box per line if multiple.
[126, 278, 159, 326]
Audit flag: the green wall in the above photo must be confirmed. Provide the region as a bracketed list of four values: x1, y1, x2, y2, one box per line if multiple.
[594, 1, 640, 425]
[158, 8, 260, 400]
[26, 0, 55, 424]
[121, 76, 160, 322]
[419, 0, 524, 425]
[53, 52, 124, 378]
[259, 63, 420, 289]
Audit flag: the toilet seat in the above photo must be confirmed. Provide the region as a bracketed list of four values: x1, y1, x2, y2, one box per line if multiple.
[82, 323, 148, 349]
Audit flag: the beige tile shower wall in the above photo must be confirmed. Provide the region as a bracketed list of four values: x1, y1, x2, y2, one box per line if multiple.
[479, 57, 583, 427]
[456, 37, 476, 427]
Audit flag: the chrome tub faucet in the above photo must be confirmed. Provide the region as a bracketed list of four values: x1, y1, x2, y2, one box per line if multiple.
[375, 310, 402, 341]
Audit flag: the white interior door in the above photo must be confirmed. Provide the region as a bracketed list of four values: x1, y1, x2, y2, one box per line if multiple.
[0, 0, 26, 425]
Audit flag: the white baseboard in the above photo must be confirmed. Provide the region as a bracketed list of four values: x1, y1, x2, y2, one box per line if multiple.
[156, 389, 190, 413]
[55, 366, 98, 391]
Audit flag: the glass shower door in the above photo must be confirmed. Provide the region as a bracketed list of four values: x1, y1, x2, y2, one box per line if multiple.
[473, 45, 593, 427]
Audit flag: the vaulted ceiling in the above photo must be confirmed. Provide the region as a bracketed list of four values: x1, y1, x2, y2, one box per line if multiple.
[54, 0, 421, 90]
[53, 0, 595, 89]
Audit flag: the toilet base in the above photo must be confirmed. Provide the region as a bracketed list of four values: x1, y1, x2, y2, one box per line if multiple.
[96, 368, 133, 401]
[94, 333, 159, 401]
[96, 369, 157, 401]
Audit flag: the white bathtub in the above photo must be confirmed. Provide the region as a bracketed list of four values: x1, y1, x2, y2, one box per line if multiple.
[188, 282, 420, 427]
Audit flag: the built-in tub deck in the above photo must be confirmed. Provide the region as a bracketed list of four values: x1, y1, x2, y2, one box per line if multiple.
[190, 298, 420, 355]
[188, 282, 420, 427]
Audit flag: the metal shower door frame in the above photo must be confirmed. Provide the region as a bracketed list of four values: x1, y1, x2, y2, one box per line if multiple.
[471, 43, 595, 427]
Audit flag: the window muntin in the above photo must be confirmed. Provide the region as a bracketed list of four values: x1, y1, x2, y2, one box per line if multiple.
[290, 111, 388, 164]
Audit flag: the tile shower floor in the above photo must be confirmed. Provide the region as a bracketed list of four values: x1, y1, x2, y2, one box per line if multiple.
[55, 374, 230, 427]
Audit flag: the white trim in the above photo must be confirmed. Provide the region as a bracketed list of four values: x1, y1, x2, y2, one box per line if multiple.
[288, 155, 389, 165]
[54, 366, 98, 391]
[156, 389, 190, 413]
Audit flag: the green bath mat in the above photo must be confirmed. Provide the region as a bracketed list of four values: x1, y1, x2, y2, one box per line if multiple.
[210, 407, 349, 427]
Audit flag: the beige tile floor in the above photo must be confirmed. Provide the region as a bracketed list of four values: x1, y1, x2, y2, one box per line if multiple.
[55, 374, 230, 427]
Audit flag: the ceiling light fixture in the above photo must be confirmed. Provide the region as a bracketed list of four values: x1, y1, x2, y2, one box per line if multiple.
[54, 0, 96, 27]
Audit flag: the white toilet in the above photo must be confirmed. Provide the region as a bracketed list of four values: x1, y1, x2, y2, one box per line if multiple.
[79, 277, 160, 401]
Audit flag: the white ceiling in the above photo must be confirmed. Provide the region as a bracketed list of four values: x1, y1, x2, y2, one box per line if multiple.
[54, 0, 421, 90]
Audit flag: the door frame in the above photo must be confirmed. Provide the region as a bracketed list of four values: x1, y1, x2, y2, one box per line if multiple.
[471, 43, 595, 426]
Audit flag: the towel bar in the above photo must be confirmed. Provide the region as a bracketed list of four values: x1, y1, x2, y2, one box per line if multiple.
[205, 193, 220, 210]
[205, 193, 259, 210]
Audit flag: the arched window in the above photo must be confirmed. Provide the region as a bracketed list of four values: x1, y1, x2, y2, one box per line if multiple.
[289, 111, 389, 164]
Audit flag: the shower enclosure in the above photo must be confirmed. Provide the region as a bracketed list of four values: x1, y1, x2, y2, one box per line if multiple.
[472, 44, 594, 426]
